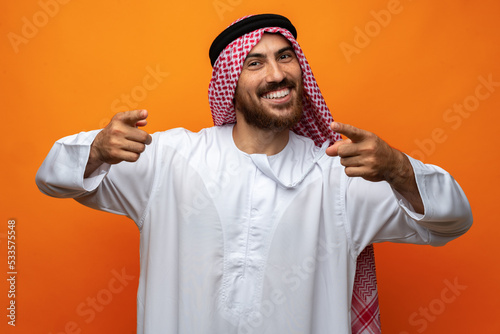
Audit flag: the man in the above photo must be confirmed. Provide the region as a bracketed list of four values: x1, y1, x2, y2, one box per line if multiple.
[36, 14, 472, 334]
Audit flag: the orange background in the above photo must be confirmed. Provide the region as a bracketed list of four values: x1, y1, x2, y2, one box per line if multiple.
[1, 0, 499, 333]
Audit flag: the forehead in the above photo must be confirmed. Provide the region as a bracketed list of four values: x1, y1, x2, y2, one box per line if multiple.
[246, 33, 293, 55]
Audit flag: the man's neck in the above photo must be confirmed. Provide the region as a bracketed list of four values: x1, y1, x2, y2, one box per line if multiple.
[232, 114, 290, 156]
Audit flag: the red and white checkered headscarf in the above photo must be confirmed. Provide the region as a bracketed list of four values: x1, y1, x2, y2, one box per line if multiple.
[208, 15, 380, 334]
[208, 16, 341, 147]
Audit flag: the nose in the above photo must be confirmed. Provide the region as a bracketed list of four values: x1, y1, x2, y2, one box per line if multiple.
[265, 60, 286, 83]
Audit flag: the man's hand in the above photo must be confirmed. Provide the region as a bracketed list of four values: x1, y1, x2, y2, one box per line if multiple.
[326, 121, 424, 214]
[84, 109, 152, 177]
[326, 122, 399, 182]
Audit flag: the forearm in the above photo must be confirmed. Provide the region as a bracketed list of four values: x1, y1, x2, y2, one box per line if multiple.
[385, 149, 424, 214]
[328, 121, 471, 241]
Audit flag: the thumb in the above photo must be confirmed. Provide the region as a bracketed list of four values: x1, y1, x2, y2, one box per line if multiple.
[325, 140, 344, 157]
[119, 109, 148, 127]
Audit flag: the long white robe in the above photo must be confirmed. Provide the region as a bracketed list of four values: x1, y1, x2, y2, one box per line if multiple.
[36, 124, 472, 334]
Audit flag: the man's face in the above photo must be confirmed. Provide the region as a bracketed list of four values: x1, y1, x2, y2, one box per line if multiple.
[234, 33, 303, 132]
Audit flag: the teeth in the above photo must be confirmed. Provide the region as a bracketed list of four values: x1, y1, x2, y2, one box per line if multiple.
[263, 88, 290, 99]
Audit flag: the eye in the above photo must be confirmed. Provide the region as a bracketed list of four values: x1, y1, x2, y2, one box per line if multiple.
[279, 53, 294, 62]
[244, 59, 264, 70]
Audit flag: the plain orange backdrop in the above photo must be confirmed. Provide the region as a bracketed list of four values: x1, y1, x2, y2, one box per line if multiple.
[1, 0, 499, 333]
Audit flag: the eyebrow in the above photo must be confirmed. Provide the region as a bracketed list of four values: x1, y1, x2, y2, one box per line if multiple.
[246, 46, 295, 60]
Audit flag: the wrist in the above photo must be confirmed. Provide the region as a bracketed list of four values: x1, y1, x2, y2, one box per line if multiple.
[84, 140, 105, 178]
[384, 149, 413, 187]
[385, 150, 424, 214]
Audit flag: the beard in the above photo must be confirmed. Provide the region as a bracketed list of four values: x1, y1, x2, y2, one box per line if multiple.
[234, 78, 304, 132]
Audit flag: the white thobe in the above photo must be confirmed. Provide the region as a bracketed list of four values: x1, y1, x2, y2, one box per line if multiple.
[36, 124, 472, 334]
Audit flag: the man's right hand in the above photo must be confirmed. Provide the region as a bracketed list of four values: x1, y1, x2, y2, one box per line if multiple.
[84, 109, 152, 177]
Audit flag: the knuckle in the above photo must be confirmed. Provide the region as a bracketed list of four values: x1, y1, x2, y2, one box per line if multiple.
[108, 137, 120, 147]
[365, 139, 376, 150]
[113, 112, 125, 121]
[362, 144, 376, 156]
[107, 122, 119, 132]
[365, 156, 377, 166]
[110, 126, 125, 137]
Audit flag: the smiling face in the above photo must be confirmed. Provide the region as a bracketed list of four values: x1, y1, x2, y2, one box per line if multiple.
[234, 33, 304, 132]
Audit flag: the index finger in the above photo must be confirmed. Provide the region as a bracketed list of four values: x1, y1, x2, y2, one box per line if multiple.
[331, 122, 367, 142]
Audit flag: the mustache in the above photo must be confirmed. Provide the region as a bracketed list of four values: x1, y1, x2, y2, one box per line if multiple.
[256, 78, 297, 96]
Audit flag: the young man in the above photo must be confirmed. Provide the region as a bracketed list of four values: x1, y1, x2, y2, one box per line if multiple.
[36, 14, 472, 334]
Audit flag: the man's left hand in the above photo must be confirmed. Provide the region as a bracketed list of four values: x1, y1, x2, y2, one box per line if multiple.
[326, 121, 424, 213]
[326, 122, 400, 182]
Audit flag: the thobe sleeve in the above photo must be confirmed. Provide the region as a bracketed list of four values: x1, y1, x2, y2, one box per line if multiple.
[343, 155, 473, 256]
[35, 130, 159, 224]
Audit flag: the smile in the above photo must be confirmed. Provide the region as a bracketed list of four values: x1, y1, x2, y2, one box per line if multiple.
[262, 88, 291, 100]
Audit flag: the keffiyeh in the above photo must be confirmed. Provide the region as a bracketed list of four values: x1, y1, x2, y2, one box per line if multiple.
[208, 15, 339, 147]
[208, 14, 381, 333]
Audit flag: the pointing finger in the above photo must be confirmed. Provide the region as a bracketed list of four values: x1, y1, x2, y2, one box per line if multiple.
[331, 122, 368, 143]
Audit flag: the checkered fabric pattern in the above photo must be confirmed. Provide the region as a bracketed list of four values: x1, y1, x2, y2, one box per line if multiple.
[351, 245, 381, 333]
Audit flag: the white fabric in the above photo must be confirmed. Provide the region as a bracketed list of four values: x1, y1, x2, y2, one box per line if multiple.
[36, 125, 472, 334]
